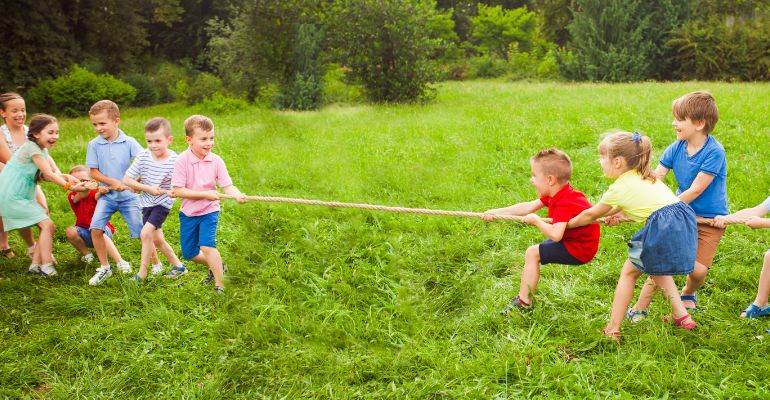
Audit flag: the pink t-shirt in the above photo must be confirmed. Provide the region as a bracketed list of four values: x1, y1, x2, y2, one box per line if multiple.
[171, 149, 233, 217]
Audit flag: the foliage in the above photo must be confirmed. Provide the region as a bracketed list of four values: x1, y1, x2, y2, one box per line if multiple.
[196, 93, 250, 114]
[183, 72, 224, 105]
[322, 65, 364, 104]
[26, 66, 136, 117]
[471, 5, 540, 60]
[123, 73, 160, 106]
[279, 24, 325, 110]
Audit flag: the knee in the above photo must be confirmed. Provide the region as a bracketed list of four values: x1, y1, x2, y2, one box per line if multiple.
[140, 228, 154, 242]
[65, 227, 78, 240]
[91, 229, 104, 237]
[39, 220, 55, 233]
[525, 244, 540, 261]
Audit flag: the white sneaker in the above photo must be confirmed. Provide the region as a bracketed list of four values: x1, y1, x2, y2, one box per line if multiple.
[150, 263, 164, 276]
[81, 253, 95, 264]
[39, 264, 57, 277]
[89, 266, 113, 285]
[116, 260, 132, 274]
[28, 264, 41, 274]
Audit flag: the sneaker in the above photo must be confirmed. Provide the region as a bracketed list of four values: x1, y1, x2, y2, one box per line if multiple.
[200, 264, 227, 285]
[150, 263, 164, 276]
[39, 264, 58, 277]
[116, 260, 132, 274]
[165, 265, 187, 279]
[132, 274, 144, 282]
[500, 296, 532, 316]
[214, 286, 225, 294]
[81, 253, 95, 264]
[27, 264, 41, 274]
[89, 266, 113, 286]
[626, 308, 648, 323]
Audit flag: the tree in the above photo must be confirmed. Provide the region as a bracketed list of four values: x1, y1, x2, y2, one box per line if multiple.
[471, 4, 540, 60]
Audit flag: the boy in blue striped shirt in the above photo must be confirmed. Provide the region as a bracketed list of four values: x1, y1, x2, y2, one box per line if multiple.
[123, 117, 185, 281]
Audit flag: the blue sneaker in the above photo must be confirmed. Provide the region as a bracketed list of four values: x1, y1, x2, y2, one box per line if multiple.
[742, 303, 770, 319]
[165, 265, 188, 279]
[626, 308, 648, 323]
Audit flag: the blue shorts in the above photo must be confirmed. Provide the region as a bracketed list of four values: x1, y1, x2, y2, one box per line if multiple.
[628, 201, 697, 276]
[179, 211, 219, 260]
[539, 240, 583, 265]
[90, 196, 142, 238]
[77, 225, 113, 248]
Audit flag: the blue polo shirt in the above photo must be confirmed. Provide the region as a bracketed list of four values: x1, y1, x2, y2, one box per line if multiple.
[659, 135, 728, 217]
[86, 130, 143, 201]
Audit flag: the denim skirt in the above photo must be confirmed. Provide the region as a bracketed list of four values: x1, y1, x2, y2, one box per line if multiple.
[627, 201, 697, 276]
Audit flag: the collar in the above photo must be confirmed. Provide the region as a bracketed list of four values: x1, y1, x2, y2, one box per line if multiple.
[94, 130, 127, 145]
[187, 148, 214, 164]
[548, 183, 573, 202]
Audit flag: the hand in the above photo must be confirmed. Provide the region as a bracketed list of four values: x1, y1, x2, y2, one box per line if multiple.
[97, 186, 110, 195]
[481, 212, 497, 222]
[746, 216, 763, 229]
[69, 181, 87, 192]
[712, 215, 728, 229]
[522, 213, 541, 225]
[111, 184, 129, 192]
[84, 180, 99, 190]
[603, 214, 622, 226]
[63, 174, 80, 185]
[168, 188, 178, 198]
[148, 186, 164, 196]
[206, 191, 220, 201]
[234, 193, 247, 204]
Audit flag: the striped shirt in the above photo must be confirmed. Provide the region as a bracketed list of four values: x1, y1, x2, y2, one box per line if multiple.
[125, 149, 177, 209]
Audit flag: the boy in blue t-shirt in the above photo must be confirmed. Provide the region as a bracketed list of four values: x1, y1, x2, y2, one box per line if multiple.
[628, 91, 728, 320]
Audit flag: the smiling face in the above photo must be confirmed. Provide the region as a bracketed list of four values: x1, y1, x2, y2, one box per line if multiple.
[672, 117, 705, 141]
[32, 122, 60, 149]
[89, 111, 120, 141]
[1, 98, 26, 128]
[145, 129, 173, 158]
[185, 127, 214, 159]
[529, 160, 561, 197]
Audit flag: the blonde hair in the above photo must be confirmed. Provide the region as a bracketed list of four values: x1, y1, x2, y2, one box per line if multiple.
[531, 147, 572, 183]
[672, 91, 719, 134]
[145, 117, 172, 137]
[599, 131, 656, 182]
[0, 92, 23, 110]
[184, 115, 213, 137]
[89, 100, 120, 119]
[69, 165, 89, 174]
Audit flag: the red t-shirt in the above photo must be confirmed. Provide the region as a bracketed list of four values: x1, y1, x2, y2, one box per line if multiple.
[539, 184, 600, 263]
[67, 190, 116, 234]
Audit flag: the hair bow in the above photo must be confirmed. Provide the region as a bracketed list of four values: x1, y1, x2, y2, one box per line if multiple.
[631, 132, 642, 143]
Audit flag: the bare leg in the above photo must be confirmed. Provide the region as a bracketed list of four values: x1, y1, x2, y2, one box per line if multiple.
[65, 226, 90, 255]
[605, 260, 642, 334]
[91, 229, 109, 266]
[35, 219, 56, 265]
[631, 276, 658, 311]
[650, 275, 689, 319]
[518, 244, 541, 304]
[0, 219, 9, 252]
[104, 236, 123, 264]
[751, 251, 770, 307]
[19, 227, 36, 249]
[153, 229, 181, 266]
[680, 261, 708, 308]
[138, 223, 157, 279]
[200, 246, 224, 287]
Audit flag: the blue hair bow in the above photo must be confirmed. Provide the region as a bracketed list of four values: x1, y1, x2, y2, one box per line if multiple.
[631, 132, 642, 143]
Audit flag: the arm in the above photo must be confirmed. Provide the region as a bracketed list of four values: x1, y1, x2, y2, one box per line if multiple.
[484, 200, 544, 218]
[746, 217, 770, 229]
[654, 164, 669, 180]
[221, 184, 247, 203]
[90, 168, 129, 191]
[714, 204, 769, 227]
[32, 155, 70, 189]
[0, 139, 10, 164]
[171, 186, 219, 201]
[567, 203, 614, 229]
[123, 175, 164, 196]
[524, 217, 567, 242]
[677, 172, 715, 204]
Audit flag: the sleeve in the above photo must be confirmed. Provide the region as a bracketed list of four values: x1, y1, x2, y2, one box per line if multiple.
[130, 137, 143, 159]
[170, 155, 186, 188]
[125, 152, 142, 179]
[215, 157, 233, 188]
[21, 143, 44, 162]
[761, 196, 770, 213]
[86, 141, 99, 168]
[599, 183, 622, 208]
[539, 195, 550, 207]
[698, 147, 726, 176]
[658, 142, 677, 169]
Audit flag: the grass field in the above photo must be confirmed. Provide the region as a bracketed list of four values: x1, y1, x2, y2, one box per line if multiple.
[1, 80, 769, 398]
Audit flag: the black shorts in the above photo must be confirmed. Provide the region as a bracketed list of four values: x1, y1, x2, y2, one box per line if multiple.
[142, 205, 171, 229]
[539, 240, 583, 265]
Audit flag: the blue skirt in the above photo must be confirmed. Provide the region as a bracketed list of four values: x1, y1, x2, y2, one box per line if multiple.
[628, 201, 697, 276]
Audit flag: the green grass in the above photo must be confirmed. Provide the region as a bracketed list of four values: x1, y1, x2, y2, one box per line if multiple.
[1, 80, 769, 398]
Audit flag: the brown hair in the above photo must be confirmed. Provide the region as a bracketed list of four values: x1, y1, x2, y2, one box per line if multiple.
[145, 117, 172, 137]
[89, 100, 120, 119]
[183, 115, 214, 137]
[672, 91, 719, 134]
[599, 131, 656, 182]
[0, 92, 23, 110]
[27, 114, 58, 145]
[531, 147, 572, 183]
[69, 165, 89, 174]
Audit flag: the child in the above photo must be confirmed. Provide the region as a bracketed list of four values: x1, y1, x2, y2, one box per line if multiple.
[170, 115, 246, 293]
[65, 165, 129, 269]
[0, 114, 77, 276]
[629, 91, 727, 318]
[123, 117, 186, 281]
[568, 131, 698, 340]
[483, 148, 600, 312]
[714, 197, 770, 318]
[0, 92, 40, 258]
[85, 100, 144, 285]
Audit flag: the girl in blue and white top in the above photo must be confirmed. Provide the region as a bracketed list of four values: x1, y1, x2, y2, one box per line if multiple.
[714, 196, 770, 319]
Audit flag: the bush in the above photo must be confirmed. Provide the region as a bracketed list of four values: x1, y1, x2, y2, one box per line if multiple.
[322, 65, 363, 103]
[197, 93, 250, 114]
[468, 55, 508, 78]
[123, 73, 160, 106]
[152, 62, 191, 102]
[471, 5, 540, 60]
[279, 23, 324, 110]
[184, 72, 223, 105]
[26, 65, 136, 116]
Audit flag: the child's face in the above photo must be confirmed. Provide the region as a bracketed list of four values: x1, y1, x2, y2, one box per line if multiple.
[529, 162, 553, 197]
[89, 111, 120, 140]
[1, 98, 26, 128]
[599, 153, 625, 178]
[145, 129, 173, 157]
[33, 122, 60, 149]
[185, 128, 214, 159]
[72, 170, 90, 181]
[672, 117, 705, 141]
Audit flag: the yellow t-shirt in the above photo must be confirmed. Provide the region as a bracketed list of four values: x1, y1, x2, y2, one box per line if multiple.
[599, 170, 679, 222]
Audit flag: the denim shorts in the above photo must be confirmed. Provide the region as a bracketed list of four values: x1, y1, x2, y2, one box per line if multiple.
[628, 201, 697, 276]
[539, 240, 583, 265]
[142, 205, 171, 229]
[77, 225, 113, 248]
[179, 211, 219, 260]
[90, 196, 142, 238]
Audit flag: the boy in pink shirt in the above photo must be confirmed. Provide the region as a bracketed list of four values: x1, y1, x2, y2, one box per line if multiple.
[169, 115, 245, 293]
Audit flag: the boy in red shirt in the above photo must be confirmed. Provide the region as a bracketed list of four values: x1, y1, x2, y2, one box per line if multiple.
[64, 165, 129, 267]
[484, 148, 600, 313]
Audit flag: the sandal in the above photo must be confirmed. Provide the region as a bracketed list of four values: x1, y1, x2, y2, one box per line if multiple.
[602, 328, 621, 342]
[625, 308, 648, 324]
[680, 294, 698, 311]
[663, 313, 696, 330]
[499, 296, 532, 316]
[1, 248, 15, 259]
[741, 303, 770, 319]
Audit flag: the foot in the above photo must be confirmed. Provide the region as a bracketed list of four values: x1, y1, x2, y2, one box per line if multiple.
[741, 303, 770, 319]
[603, 327, 621, 342]
[132, 273, 144, 282]
[28, 264, 41, 274]
[200, 264, 226, 285]
[680, 294, 698, 311]
[625, 308, 648, 324]
[150, 263, 164, 276]
[1, 248, 15, 259]
[500, 296, 532, 316]
[116, 260, 132, 274]
[81, 253, 95, 264]
[89, 266, 113, 286]
[39, 264, 57, 277]
[664, 313, 696, 330]
[165, 265, 188, 279]
[214, 286, 225, 294]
